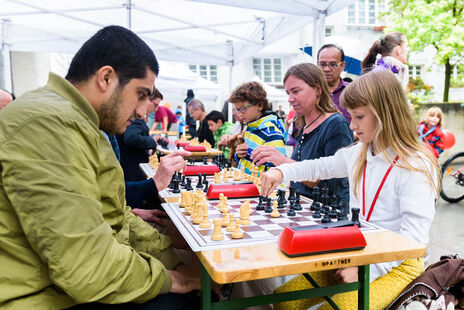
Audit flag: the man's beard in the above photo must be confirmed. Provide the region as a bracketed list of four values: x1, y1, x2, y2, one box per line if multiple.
[99, 87, 124, 135]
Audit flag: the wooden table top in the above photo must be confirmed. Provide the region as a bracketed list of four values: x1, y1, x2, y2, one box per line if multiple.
[149, 130, 178, 136]
[197, 230, 426, 284]
[157, 146, 223, 157]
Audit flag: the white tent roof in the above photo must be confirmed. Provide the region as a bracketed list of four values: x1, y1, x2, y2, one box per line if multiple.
[0, 0, 355, 66]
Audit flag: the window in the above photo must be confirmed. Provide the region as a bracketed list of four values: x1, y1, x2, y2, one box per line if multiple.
[325, 26, 333, 37]
[408, 65, 422, 79]
[253, 58, 282, 83]
[189, 65, 218, 83]
[347, 0, 385, 26]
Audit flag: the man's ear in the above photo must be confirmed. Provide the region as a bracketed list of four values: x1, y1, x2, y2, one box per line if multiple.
[95, 66, 117, 92]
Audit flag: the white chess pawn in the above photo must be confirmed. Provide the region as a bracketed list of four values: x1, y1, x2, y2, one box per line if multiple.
[231, 218, 243, 239]
[271, 200, 280, 218]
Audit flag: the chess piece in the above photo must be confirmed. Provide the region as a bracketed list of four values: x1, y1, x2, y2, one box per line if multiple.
[203, 180, 209, 193]
[231, 219, 243, 239]
[196, 173, 203, 189]
[264, 198, 273, 213]
[185, 178, 193, 191]
[287, 202, 296, 217]
[199, 214, 212, 229]
[321, 214, 331, 223]
[256, 195, 264, 211]
[203, 156, 208, 165]
[226, 214, 235, 232]
[180, 175, 187, 187]
[221, 212, 229, 227]
[351, 208, 361, 227]
[293, 191, 302, 211]
[240, 201, 250, 225]
[172, 179, 180, 194]
[179, 191, 186, 208]
[312, 185, 320, 202]
[321, 185, 329, 206]
[271, 200, 280, 218]
[202, 173, 208, 185]
[288, 183, 296, 203]
[312, 209, 321, 218]
[338, 200, 348, 221]
[211, 218, 224, 241]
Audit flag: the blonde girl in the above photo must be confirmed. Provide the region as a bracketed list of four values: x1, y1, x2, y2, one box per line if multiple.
[418, 107, 445, 158]
[261, 70, 439, 310]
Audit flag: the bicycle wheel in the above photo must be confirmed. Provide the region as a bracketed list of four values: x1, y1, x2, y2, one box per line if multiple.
[440, 152, 464, 203]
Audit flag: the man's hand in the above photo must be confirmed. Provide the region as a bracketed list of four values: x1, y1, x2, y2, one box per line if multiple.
[333, 267, 358, 284]
[251, 145, 293, 166]
[235, 142, 248, 158]
[261, 169, 283, 197]
[131, 208, 169, 226]
[168, 268, 201, 294]
[153, 150, 191, 191]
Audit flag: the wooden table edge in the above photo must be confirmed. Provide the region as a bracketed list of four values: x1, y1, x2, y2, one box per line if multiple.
[197, 230, 427, 284]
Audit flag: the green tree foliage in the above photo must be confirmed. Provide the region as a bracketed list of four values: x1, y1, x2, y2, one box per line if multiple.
[382, 0, 464, 102]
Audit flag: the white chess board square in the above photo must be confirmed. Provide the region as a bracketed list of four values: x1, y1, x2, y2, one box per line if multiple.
[260, 224, 283, 231]
[249, 215, 268, 221]
[270, 217, 295, 223]
[247, 231, 274, 238]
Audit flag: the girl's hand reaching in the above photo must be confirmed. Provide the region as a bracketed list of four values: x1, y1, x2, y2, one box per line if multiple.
[261, 169, 283, 197]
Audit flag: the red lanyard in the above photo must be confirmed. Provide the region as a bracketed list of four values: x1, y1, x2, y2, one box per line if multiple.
[362, 155, 399, 222]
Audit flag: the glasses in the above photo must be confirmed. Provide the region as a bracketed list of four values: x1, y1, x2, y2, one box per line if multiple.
[317, 62, 343, 69]
[233, 103, 254, 114]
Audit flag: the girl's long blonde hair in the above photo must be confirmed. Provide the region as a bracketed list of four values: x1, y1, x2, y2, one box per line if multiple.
[340, 70, 439, 197]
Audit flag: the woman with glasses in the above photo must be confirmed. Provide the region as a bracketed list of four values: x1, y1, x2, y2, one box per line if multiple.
[227, 81, 286, 174]
[251, 63, 353, 203]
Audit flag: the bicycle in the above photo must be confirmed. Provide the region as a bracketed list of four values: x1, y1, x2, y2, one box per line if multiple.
[440, 152, 464, 203]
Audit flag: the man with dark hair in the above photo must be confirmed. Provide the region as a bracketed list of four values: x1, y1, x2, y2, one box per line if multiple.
[317, 44, 351, 122]
[187, 99, 215, 146]
[184, 89, 197, 137]
[150, 89, 177, 133]
[0, 26, 199, 309]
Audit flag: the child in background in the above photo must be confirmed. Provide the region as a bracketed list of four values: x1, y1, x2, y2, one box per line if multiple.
[205, 110, 234, 158]
[261, 70, 439, 310]
[418, 107, 445, 158]
[176, 108, 185, 138]
[228, 81, 286, 174]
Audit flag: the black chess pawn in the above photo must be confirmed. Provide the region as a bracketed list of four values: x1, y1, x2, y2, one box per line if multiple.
[330, 194, 337, 206]
[321, 186, 329, 206]
[338, 200, 348, 220]
[293, 192, 302, 211]
[172, 180, 181, 193]
[203, 156, 208, 165]
[185, 178, 193, 191]
[312, 209, 322, 219]
[264, 199, 273, 213]
[329, 209, 338, 219]
[256, 195, 265, 211]
[168, 174, 176, 190]
[196, 173, 203, 189]
[310, 201, 321, 213]
[312, 185, 320, 203]
[287, 202, 296, 216]
[203, 180, 209, 193]
[321, 214, 331, 223]
[351, 208, 361, 228]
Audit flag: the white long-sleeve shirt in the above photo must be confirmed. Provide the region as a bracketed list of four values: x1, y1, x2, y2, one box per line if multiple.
[278, 142, 437, 282]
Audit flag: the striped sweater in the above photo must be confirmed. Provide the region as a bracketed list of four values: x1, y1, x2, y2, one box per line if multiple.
[238, 112, 286, 174]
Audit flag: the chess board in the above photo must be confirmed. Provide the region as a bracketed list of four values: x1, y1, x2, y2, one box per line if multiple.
[162, 196, 384, 252]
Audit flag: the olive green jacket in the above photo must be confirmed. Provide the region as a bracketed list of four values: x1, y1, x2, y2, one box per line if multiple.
[0, 73, 179, 309]
[213, 122, 234, 158]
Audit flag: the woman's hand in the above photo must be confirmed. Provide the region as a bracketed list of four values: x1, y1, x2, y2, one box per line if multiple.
[333, 267, 358, 284]
[251, 145, 293, 166]
[235, 142, 248, 158]
[261, 169, 283, 197]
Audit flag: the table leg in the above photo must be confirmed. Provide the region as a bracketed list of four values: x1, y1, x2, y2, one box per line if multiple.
[201, 265, 212, 310]
[358, 265, 370, 309]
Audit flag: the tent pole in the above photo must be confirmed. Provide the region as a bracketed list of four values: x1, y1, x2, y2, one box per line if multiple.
[0, 19, 12, 92]
[126, 0, 132, 30]
[312, 10, 326, 64]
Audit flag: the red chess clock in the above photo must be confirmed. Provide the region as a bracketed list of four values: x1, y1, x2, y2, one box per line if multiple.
[184, 145, 206, 152]
[206, 182, 260, 199]
[183, 165, 221, 176]
[279, 221, 366, 257]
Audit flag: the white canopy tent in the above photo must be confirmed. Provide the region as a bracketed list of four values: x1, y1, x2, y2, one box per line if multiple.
[0, 0, 355, 92]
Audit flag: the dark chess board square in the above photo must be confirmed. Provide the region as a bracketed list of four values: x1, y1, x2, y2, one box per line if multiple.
[226, 232, 251, 239]
[268, 230, 282, 236]
[253, 219, 275, 225]
[299, 212, 313, 216]
[291, 217, 313, 222]
[279, 222, 300, 228]
[241, 225, 264, 232]
[199, 230, 211, 236]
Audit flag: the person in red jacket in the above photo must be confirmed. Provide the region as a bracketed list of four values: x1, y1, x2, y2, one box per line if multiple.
[418, 107, 445, 158]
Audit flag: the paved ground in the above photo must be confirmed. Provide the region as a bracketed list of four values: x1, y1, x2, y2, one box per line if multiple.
[426, 195, 464, 266]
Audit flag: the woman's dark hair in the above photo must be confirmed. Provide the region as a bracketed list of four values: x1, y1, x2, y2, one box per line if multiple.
[65, 25, 159, 88]
[361, 32, 406, 73]
[205, 110, 225, 123]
